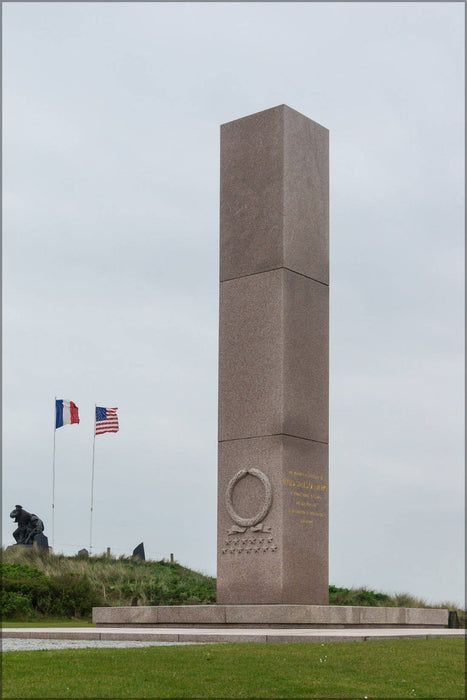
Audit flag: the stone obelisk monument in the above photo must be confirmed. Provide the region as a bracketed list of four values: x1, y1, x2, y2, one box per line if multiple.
[217, 104, 329, 605]
[93, 107, 449, 630]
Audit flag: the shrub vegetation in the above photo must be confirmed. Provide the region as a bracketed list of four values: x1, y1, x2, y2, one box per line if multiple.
[1, 547, 216, 619]
[1, 561, 100, 620]
[1, 547, 464, 624]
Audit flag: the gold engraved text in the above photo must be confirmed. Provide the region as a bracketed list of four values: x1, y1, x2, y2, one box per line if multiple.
[283, 478, 327, 492]
[288, 470, 323, 480]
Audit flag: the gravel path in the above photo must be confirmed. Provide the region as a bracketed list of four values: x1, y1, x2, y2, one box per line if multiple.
[2, 639, 200, 652]
[3, 627, 463, 651]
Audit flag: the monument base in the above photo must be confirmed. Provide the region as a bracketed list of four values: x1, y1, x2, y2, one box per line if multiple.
[6, 542, 51, 552]
[93, 604, 448, 629]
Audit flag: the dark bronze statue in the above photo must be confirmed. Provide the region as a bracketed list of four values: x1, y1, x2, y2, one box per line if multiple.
[10, 505, 46, 547]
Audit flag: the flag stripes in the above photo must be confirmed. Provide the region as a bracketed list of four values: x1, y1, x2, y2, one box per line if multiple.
[95, 407, 119, 435]
[55, 399, 80, 429]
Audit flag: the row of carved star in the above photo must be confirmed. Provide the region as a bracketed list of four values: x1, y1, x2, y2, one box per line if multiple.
[221, 544, 278, 554]
[224, 537, 274, 546]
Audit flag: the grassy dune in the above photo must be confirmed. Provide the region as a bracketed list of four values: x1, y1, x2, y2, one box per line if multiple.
[1, 546, 464, 625]
[1, 547, 216, 614]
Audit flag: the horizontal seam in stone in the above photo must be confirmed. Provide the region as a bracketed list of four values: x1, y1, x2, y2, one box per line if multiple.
[218, 433, 328, 445]
[220, 266, 329, 287]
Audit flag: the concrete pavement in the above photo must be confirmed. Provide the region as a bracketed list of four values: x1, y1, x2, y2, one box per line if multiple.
[2, 627, 464, 645]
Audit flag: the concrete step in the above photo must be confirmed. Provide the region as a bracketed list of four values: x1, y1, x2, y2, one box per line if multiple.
[2, 627, 464, 645]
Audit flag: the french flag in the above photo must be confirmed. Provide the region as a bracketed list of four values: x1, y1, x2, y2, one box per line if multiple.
[55, 399, 80, 429]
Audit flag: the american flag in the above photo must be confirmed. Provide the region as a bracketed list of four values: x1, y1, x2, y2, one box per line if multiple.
[95, 407, 119, 435]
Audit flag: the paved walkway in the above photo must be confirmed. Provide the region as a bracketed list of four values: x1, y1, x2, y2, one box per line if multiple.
[2, 627, 464, 645]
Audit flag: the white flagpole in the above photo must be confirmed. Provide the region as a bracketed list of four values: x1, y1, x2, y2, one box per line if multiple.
[52, 396, 57, 551]
[89, 404, 96, 553]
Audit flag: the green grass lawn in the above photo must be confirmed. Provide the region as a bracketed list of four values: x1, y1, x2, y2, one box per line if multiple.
[2, 638, 464, 699]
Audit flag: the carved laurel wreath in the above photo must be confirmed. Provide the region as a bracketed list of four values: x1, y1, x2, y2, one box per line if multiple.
[225, 468, 273, 527]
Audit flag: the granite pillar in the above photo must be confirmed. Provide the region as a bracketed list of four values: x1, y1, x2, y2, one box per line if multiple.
[217, 105, 329, 605]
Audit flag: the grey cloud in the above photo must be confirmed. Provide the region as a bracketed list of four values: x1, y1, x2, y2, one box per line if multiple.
[3, 2, 463, 605]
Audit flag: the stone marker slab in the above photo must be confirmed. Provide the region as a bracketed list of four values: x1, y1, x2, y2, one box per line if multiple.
[93, 606, 159, 625]
[225, 604, 359, 626]
[132, 542, 145, 560]
[359, 607, 406, 625]
[157, 606, 225, 625]
[406, 607, 449, 626]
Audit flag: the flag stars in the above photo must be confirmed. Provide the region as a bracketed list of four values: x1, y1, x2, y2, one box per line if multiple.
[95, 407, 119, 436]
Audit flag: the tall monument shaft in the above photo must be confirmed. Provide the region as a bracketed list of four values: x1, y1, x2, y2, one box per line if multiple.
[217, 105, 329, 605]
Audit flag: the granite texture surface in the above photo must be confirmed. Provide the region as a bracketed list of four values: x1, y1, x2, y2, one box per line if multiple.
[220, 104, 328, 283]
[6, 626, 462, 647]
[91, 605, 450, 629]
[6, 626, 461, 647]
[218, 105, 329, 605]
[217, 435, 328, 605]
[218, 269, 328, 443]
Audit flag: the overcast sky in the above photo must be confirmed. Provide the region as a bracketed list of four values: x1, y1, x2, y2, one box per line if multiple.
[3, 2, 464, 608]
